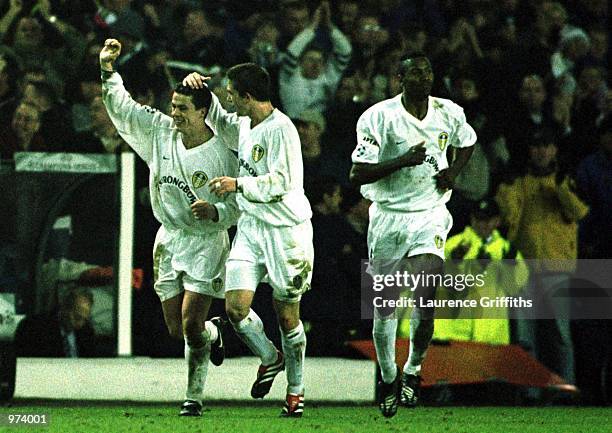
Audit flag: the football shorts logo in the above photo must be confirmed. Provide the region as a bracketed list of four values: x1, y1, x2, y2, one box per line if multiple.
[438, 132, 449, 150]
[212, 277, 223, 292]
[434, 235, 443, 249]
[292, 275, 303, 290]
[192, 171, 208, 189]
[252, 144, 265, 162]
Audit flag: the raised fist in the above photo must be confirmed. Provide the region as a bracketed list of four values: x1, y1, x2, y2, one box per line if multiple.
[100, 39, 122, 70]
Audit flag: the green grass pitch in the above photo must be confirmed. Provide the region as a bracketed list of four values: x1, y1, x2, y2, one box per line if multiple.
[1, 402, 611, 433]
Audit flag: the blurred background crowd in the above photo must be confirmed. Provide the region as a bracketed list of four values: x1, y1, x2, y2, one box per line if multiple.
[0, 0, 609, 404]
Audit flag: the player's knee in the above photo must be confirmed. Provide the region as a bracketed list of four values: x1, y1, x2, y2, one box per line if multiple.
[166, 322, 183, 340]
[226, 303, 249, 324]
[182, 315, 205, 339]
[277, 313, 299, 332]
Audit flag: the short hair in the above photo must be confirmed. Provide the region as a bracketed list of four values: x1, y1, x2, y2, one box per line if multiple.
[227, 63, 271, 102]
[399, 51, 430, 76]
[173, 83, 212, 110]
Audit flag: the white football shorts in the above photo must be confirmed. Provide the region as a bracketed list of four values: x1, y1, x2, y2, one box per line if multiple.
[368, 203, 453, 262]
[225, 215, 314, 303]
[153, 225, 229, 302]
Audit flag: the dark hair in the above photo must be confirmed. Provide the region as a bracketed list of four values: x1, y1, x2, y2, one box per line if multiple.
[173, 83, 212, 110]
[227, 63, 271, 102]
[399, 51, 430, 76]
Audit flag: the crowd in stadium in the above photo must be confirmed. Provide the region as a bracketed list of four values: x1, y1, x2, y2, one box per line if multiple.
[0, 0, 609, 405]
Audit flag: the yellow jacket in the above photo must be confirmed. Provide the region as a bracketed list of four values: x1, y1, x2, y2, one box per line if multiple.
[427, 227, 529, 345]
[495, 174, 588, 270]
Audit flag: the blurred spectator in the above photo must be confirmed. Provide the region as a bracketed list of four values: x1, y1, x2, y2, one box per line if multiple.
[0, 52, 19, 126]
[0, 101, 46, 158]
[570, 66, 608, 161]
[296, 109, 342, 192]
[422, 199, 528, 345]
[496, 129, 589, 385]
[15, 287, 96, 357]
[279, 1, 351, 118]
[304, 177, 352, 355]
[96, 0, 145, 41]
[171, 7, 224, 68]
[247, 18, 281, 70]
[504, 74, 558, 171]
[74, 95, 129, 153]
[447, 77, 497, 232]
[67, 65, 101, 134]
[323, 74, 368, 171]
[584, 26, 607, 69]
[576, 118, 612, 259]
[573, 117, 612, 407]
[551, 27, 590, 96]
[348, 14, 389, 78]
[334, 0, 359, 36]
[276, 0, 310, 51]
[21, 79, 73, 149]
[1, 3, 87, 97]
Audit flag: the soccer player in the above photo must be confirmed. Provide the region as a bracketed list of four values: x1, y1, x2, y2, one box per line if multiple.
[350, 52, 476, 417]
[183, 64, 313, 418]
[99, 39, 239, 417]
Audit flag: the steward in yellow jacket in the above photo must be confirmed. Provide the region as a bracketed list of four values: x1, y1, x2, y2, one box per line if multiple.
[406, 199, 530, 345]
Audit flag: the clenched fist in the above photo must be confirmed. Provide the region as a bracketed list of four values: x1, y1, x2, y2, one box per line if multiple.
[100, 39, 122, 70]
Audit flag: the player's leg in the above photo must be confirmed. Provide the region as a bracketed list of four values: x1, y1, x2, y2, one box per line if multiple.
[174, 230, 229, 416]
[273, 299, 305, 417]
[373, 305, 401, 417]
[225, 219, 282, 396]
[179, 290, 214, 416]
[400, 206, 451, 407]
[401, 253, 443, 407]
[367, 209, 402, 417]
[153, 227, 184, 340]
[226, 287, 283, 399]
[160, 293, 184, 340]
[266, 220, 313, 417]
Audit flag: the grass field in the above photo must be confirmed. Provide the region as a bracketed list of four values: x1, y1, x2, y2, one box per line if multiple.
[1, 401, 611, 433]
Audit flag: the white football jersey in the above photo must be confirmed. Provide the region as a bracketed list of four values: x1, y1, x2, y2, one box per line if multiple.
[206, 93, 312, 227]
[352, 94, 476, 211]
[102, 73, 239, 233]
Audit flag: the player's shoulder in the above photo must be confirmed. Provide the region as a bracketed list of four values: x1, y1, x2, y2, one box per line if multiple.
[270, 109, 300, 136]
[430, 96, 466, 119]
[359, 94, 403, 124]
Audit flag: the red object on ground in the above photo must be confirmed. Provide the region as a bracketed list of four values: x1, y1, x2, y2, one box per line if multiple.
[348, 339, 577, 391]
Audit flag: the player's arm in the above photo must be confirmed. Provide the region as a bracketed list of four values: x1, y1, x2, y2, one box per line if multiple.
[349, 117, 426, 186]
[208, 127, 299, 202]
[349, 146, 426, 186]
[238, 126, 300, 202]
[435, 106, 477, 189]
[182, 73, 240, 150]
[191, 154, 240, 223]
[99, 39, 171, 162]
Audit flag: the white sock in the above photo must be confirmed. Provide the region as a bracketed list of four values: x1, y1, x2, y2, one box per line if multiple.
[231, 309, 277, 365]
[373, 314, 398, 384]
[204, 320, 219, 343]
[184, 335, 211, 403]
[403, 308, 434, 376]
[281, 321, 306, 395]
